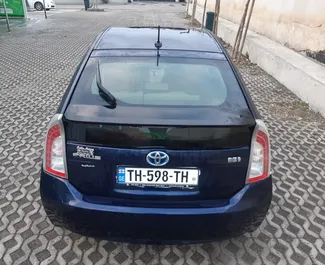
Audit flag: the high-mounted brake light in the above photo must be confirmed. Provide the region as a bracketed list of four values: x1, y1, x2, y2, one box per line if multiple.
[247, 119, 271, 184]
[44, 114, 67, 179]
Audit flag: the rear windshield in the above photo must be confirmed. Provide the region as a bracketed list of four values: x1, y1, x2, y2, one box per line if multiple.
[69, 56, 248, 109]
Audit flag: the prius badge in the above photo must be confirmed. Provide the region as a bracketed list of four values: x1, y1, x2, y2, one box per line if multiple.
[146, 151, 169, 166]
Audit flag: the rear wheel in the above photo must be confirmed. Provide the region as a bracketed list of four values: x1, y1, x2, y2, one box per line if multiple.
[34, 2, 44, 11]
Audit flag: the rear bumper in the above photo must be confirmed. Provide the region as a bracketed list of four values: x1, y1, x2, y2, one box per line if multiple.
[40, 172, 272, 244]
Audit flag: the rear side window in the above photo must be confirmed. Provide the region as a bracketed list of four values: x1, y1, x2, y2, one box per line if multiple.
[70, 56, 248, 109]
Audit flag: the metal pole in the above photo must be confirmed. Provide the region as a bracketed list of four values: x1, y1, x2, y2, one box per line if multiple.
[212, 0, 220, 35]
[22, 0, 28, 21]
[201, 0, 208, 31]
[232, 0, 250, 59]
[2, 0, 10, 32]
[42, 0, 47, 19]
[185, 0, 190, 18]
[239, 0, 255, 56]
[191, 0, 197, 26]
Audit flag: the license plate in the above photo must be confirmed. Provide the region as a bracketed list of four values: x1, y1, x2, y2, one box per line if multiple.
[117, 167, 199, 187]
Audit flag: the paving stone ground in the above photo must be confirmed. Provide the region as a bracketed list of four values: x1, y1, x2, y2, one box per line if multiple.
[1, 3, 325, 265]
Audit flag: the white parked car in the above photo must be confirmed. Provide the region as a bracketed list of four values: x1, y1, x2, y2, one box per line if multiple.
[28, 0, 56, 11]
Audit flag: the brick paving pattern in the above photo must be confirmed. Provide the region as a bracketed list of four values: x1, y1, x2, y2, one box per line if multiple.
[0, 3, 325, 265]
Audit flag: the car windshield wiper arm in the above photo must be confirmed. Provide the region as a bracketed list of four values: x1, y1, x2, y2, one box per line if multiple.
[96, 62, 117, 106]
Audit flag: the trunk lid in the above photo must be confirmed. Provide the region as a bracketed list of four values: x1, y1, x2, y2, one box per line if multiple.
[63, 105, 255, 201]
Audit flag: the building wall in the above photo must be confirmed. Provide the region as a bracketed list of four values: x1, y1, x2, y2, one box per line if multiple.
[190, 0, 325, 52]
[54, 0, 127, 5]
[54, 0, 83, 4]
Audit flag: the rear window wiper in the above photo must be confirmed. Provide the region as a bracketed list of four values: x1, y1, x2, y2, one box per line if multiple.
[96, 62, 117, 106]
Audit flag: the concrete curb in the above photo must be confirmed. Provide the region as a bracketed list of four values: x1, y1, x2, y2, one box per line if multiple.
[187, 4, 325, 117]
[217, 18, 325, 117]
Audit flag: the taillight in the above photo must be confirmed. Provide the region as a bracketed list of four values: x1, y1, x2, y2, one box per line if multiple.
[44, 114, 67, 179]
[247, 119, 271, 183]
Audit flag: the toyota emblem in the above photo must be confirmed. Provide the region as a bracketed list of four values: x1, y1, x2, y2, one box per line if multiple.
[146, 151, 169, 167]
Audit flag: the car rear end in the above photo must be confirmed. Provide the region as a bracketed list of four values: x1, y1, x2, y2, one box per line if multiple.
[40, 47, 272, 243]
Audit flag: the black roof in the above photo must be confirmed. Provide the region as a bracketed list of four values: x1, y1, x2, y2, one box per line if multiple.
[94, 27, 223, 53]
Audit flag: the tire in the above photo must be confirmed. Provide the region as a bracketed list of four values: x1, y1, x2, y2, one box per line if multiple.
[34, 2, 44, 11]
[46, 8, 50, 10]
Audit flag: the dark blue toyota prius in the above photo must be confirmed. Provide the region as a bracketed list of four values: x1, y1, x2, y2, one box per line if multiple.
[40, 26, 272, 244]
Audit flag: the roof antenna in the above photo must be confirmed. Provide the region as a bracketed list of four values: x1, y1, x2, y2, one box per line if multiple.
[155, 25, 162, 49]
[155, 26, 162, 67]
